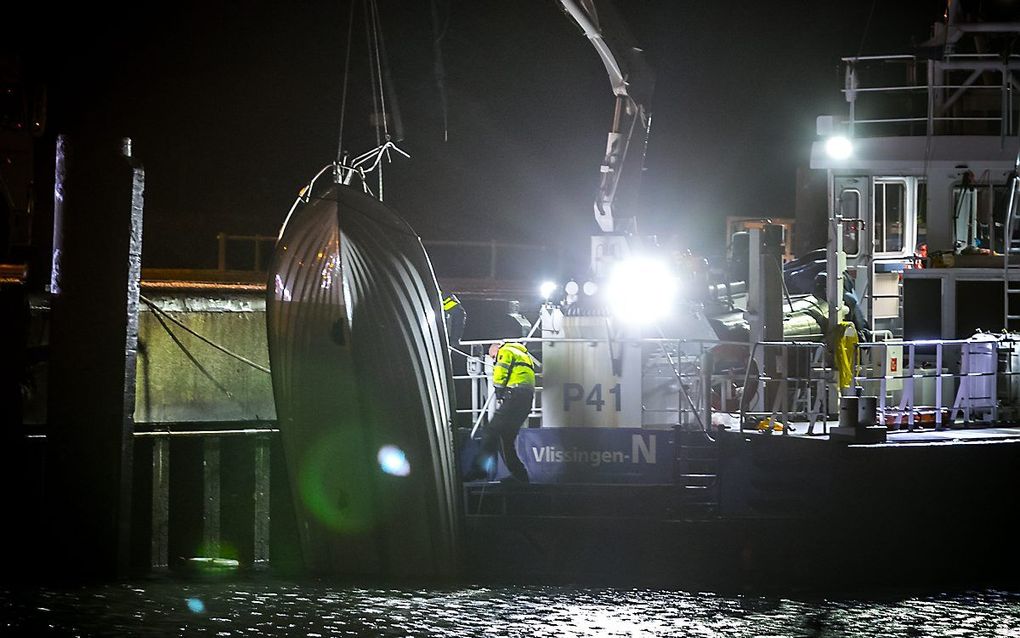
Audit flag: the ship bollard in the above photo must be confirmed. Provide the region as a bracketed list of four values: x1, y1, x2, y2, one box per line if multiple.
[839, 395, 860, 430]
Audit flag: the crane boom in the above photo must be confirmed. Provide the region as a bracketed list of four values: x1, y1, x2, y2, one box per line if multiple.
[556, 0, 654, 234]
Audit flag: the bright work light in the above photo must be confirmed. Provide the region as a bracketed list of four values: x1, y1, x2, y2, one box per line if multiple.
[604, 257, 678, 324]
[825, 135, 853, 160]
[539, 281, 557, 300]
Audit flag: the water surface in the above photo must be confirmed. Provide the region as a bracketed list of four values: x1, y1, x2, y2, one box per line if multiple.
[3, 580, 1020, 637]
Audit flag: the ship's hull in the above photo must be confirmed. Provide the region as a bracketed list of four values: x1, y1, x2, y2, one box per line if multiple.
[460, 427, 1020, 592]
[267, 184, 459, 579]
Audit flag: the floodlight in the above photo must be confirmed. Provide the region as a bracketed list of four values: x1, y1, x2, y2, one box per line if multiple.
[825, 135, 853, 160]
[583, 281, 598, 296]
[604, 257, 678, 324]
[564, 280, 580, 296]
[539, 281, 557, 300]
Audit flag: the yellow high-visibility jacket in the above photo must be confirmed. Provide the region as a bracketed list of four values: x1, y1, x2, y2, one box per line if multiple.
[492, 342, 535, 389]
[442, 295, 460, 312]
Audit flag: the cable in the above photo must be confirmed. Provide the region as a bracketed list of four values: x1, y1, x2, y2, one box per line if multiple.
[139, 295, 271, 375]
[364, 0, 382, 151]
[149, 308, 235, 400]
[336, 0, 357, 165]
[368, 0, 389, 141]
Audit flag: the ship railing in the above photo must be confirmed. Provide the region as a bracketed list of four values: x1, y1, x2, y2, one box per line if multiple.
[452, 339, 546, 437]
[453, 337, 754, 439]
[838, 52, 1020, 139]
[738, 341, 833, 436]
[452, 332, 1020, 436]
[853, 335, 1020, 430]
[423, 239, 553, 282]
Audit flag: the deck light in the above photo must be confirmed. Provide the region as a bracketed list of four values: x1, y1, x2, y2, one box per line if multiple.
[539, 281, 557, 300]
[605, 257, 677, 324]
[825, 135, 853, 160]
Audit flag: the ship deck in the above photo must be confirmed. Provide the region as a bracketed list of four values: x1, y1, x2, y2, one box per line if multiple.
[765, 422, 1020, 445]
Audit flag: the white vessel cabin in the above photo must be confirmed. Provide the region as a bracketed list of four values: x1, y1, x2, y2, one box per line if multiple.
[810, 13, 1020, 341]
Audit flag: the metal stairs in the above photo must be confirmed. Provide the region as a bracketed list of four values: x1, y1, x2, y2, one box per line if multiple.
[674, 429, 719, 515]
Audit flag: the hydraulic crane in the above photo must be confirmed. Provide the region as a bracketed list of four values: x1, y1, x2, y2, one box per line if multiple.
[556, 0, 654, 236]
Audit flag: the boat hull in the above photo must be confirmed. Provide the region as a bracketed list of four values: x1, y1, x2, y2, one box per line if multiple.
[267, 184, 459, 578]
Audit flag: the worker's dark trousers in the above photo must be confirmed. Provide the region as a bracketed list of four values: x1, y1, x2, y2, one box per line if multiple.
[476, 387, 533, 481]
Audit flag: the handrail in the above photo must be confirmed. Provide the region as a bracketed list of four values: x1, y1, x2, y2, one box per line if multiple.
[836, 53, 1020, 138]
[216, 233, 277, 272]
[855, 336, 1020, 429]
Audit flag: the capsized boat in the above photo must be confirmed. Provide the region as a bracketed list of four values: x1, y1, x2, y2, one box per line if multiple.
[266, 180, 459, 578]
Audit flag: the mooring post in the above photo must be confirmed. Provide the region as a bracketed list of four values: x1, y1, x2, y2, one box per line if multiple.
[252, 434, 271, 570]
[46, 135, 143, 578]
[151, 436, 170, 571]
[202, 437, 221, 558]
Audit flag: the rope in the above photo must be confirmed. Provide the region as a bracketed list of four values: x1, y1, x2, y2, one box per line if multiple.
[361, 0, 385, 198]
[368, 0, 389, 141]
[149, 308, 235, 400]
[139, 295, 272, 375]
[364, 0, 382, 149]
[336, 0, 357, 164]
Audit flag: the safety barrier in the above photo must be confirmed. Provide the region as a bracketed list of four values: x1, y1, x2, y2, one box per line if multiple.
[453, 333, 1020, 437]
[739, 341, 832, 435]
[453, 337, 749, 437]
[839, 52, 1020, 139]
[855, 336, 1020, 430]
[216, 233, 277, 272]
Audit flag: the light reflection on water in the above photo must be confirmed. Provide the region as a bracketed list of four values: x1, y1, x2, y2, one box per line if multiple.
[2, 581, 1020, 637]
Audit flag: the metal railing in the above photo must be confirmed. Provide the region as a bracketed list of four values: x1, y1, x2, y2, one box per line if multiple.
[423, 239, 550, 281]
[454, 336, 751, 438]
[854, 336, 1020, 430]
[739, 341, 832, 435]
[216, 233, 277, 272]
[840, 53, 1020, 139]
[452, 333, 1020, 437]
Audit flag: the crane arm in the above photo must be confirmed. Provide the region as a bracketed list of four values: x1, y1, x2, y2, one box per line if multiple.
[556, 0, 654, 234]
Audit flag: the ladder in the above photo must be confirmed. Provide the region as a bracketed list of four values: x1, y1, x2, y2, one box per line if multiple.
[1004, 159, 1020, 331]
[674, 429, 719, 516]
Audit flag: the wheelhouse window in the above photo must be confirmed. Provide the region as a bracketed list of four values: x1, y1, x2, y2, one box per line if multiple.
[874, 181, 905, 254]
[839, 189, 861, 256]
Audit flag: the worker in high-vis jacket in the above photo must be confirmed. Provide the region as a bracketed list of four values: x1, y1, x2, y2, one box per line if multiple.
[442, 293, 466, 346]
[464, 340, 534, 484]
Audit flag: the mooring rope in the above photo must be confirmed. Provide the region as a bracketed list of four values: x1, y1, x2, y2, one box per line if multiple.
[139, 295, 271, 375]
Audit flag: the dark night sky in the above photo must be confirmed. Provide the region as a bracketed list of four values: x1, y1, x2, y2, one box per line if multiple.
[8, 1, 945, 273]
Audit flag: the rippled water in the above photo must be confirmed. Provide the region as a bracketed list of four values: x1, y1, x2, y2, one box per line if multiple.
[3, 580, 1020, 637]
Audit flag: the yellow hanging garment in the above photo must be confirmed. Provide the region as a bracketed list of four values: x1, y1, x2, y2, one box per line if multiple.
[832, 321, 859, 389]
